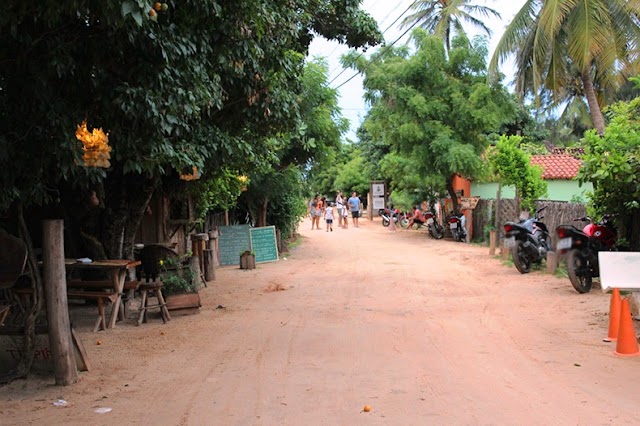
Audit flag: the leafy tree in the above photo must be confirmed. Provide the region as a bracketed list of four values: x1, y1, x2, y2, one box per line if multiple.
[347, 31, 515, 213]
[487, 135, 547, 212]
[333, 150, 370, 197]
[490, 0, 640, 135]
[579, 95, 640, 249]
[401, 0, 500, 53]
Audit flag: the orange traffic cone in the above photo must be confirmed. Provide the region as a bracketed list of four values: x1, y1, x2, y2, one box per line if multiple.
[603, 288, 622, 342]
[614, 298, 640, 357]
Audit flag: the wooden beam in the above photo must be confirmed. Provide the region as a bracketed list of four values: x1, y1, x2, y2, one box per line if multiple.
[42, 220, 78, 386]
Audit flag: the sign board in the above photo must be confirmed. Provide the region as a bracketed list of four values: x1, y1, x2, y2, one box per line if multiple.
[372, 197, 385, 210]
[372, 183, 385, 196]
[250, 226, 279, 263]
[599, 252, 640, 292]
[218, 225, 251, 266]
[460, 196, 480, 210]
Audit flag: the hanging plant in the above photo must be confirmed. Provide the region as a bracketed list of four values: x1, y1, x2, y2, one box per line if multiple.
[75, 120, 111, 168]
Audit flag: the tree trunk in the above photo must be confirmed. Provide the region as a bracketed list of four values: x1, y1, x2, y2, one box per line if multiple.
[446, 175, 460, 215]
[581, 70, 606, 136]
[102, 172, 157, 259]
[256, 198, 268, 227]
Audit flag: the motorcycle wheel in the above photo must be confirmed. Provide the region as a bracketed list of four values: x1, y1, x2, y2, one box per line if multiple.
[399, 218, 409, 229]
[512, 241, 531, 274]
[455, 228, 465, 242]
[566, 249, 593, 293]
[429, 224, 445, 239]
[382, 218, 390, 227]
[378, 209, 385, 217]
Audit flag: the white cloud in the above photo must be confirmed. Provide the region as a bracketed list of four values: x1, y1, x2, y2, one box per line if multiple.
[307, 0, 526, 141]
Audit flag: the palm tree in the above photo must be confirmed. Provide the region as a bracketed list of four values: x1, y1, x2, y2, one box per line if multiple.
[401, 0, 501, 53]
[490, 0, 640, 135]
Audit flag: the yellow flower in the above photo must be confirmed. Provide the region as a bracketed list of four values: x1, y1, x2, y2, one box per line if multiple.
[159, 260, 164, 266]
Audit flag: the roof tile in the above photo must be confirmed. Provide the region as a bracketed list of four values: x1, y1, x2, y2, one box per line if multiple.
[530, 154, 582, 180]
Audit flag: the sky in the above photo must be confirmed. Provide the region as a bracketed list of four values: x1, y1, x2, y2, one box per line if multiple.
[307, 0, 527, 141]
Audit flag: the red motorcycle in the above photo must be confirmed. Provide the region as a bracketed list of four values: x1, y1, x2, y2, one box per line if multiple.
[555, 215, 617, 293]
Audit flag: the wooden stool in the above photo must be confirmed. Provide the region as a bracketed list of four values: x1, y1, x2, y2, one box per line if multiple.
[137, 282, 171, 325]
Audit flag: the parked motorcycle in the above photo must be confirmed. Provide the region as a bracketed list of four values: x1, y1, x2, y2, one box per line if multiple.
[424, 211, 445, 239]
[399, 210, 445, 239]
[503, 206, 551, 274]
[380, 207, 401, 227]
[447, 213, 467, 242]
[555, 215, 617, 293]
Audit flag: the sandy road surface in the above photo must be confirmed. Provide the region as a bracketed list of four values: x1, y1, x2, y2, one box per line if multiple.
[2, 216, 640, 425]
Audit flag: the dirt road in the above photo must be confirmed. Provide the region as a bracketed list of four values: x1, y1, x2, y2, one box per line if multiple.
[2, 217, 640, 425]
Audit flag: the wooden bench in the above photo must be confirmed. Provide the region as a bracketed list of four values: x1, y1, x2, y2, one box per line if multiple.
[67, 280, 140, 291]
[67, 280, 140, 320]
[66, 290, 119, 332]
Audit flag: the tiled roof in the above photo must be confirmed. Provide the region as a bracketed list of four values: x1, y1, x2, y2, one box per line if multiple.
[530, 154, 582, 180]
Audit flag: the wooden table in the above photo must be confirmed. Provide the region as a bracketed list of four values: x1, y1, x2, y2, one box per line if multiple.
[65, 259, 141, 329]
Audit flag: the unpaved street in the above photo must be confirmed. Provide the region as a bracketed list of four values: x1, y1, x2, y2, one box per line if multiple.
[2, 217, 640, 425]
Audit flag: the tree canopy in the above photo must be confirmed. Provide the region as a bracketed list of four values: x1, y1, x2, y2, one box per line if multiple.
[490, 0, 640, 135]
[579, 93, 640, 249]
[0, 0, 382, 257]
[345, 31, 515, 212]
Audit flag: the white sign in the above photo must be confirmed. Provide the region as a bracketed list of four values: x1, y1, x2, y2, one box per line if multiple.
[371, 183, 384, 196]
[599, 252, 640, 292]
[372, 197, 385, 209]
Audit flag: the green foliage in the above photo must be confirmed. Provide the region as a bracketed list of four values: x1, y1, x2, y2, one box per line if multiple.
[346, 31, 515, 209]
[579, 96, 640, 247]
[333, 153, 370, 196]
[190, 169, 248, 221]
[488, 135, 547, 212]
[160, 257, 198, 296]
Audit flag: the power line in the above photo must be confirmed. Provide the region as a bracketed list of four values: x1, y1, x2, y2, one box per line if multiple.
[333, 14, 422, 91]
[327, 2, 415, 86]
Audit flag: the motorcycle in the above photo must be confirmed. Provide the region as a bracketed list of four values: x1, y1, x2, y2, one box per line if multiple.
[380, 207, 402, 227]
[399, 210, 445, 239]
[503, 206, 551, 274]
[447, 213, 467, 242]
[555, 215, 617, 293]
[424, 211, 445, 239]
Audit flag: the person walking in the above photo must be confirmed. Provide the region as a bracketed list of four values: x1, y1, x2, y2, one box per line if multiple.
[309, 194, 319, 230]
[341, 202, 349, 229]
[324, 202, 335, 232]
[347, 191, 361, 228]
[336, 191, 344, 228]
[314, 196, 325, 230]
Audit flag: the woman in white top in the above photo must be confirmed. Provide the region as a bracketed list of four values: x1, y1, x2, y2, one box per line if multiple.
[335, 191, 344, 228]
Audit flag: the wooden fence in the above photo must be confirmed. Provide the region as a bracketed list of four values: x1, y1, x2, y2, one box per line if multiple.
[472, 199, 587, 245]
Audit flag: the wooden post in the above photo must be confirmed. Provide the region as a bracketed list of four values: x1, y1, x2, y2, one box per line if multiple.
[501, 241, 510, 260]
[495, 188, 502, 240]
[489, 230, 497, 255]
[546, 251, 558, 274]
[42, 220, 78, 386]
[209, 230, 219, 267]
[203, 249, 215, 282]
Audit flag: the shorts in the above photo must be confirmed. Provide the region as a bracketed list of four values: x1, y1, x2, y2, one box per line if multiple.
[351, 211, 360, 218]
[414, 219, 424, 225]
[326, 219, 333, 224]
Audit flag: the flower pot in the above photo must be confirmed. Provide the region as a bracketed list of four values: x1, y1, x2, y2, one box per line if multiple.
[239, 252, 256, 270]
[165, 292, 201, 316]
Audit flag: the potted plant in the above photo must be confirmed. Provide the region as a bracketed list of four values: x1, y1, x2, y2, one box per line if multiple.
[239, 250, 256, 270]
[159, 257, 202, 315]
